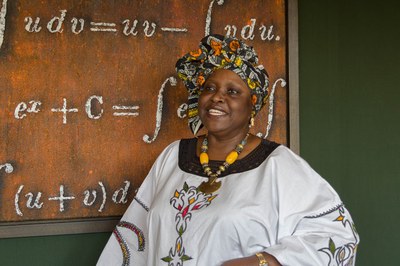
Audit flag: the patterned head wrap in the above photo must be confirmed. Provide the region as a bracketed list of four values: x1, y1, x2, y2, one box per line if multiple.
[176, 34, 269, 135]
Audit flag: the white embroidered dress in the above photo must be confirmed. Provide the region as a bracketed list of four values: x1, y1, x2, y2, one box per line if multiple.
[98, 140, 359, 266]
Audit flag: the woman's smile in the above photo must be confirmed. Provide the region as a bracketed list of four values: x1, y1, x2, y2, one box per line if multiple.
[207, 107, 228, 116]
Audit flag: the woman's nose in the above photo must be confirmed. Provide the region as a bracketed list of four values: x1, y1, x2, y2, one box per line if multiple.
[211, 89, 225, 102]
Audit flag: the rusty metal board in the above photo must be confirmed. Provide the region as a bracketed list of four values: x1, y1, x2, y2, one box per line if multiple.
[0, 0, 297, 237]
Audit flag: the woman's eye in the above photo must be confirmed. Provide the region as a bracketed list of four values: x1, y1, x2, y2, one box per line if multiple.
[227, 88, 239, 95]
[202, 86, 215, 92]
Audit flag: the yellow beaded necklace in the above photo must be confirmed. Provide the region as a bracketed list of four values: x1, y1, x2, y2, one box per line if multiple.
[197, 133, 250, 194]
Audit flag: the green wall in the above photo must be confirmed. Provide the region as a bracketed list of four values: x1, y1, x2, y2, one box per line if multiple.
[1, 1, 399, 265]
[299, 1, 399, 265]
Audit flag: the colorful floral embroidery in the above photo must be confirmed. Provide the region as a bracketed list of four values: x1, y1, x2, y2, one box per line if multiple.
[318, 206, 359, 266]
[113, 221, 146, 266]
[320, 238, 357, 266]
[161, 182, 217, 265]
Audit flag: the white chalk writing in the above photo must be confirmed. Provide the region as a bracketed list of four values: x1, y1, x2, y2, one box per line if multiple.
[25, 192, 44, 209]
[0, 0, 284, 51]
[9, 95, 142, 124]
[83, 190, 97, 206]
[7, 76, 286, 140]
[143, 76, 177, 144]
[225, 19, 280, 41]
[0, 0, 288, 224]
[259, 25, 280, 41]
[71, 17, 84, 34]
[14, 180, 130, 216]
[14, 100, 41, 119]
[142, 20, 156, 37]
[47, 9, 66, 33]
[122, 19, 138, 36]
[98, 181, 106, 212]
[0, 1, 286, 53]
[112, 105, 139, 117]
[161, 27, 188, 33]
[82, 181, 107, 212]
[85, 95, 104, 120]
[10, 95, 143, 123]
[112, 181, 130, 204]
[0, 0, 8, 48]
[51, 98, 79, 124]
[256, 78, 287, 139]
[24, 17, 41, 32]
[0, 162, 13, 174]
[205, 0, 225, 36]
[90, 21, 117, 32]
[22, 10, 188, 38]
[48, 185, 76, 212]
[14, 185, 24, 216]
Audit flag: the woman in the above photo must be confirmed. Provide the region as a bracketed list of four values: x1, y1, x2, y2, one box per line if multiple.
[98, 34, 359, 266]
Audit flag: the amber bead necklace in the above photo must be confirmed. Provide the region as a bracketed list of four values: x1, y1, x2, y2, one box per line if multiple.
[197, 133, 250, 194]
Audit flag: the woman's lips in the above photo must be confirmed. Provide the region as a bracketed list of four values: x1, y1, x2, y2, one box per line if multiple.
[208, 108, 227, 116]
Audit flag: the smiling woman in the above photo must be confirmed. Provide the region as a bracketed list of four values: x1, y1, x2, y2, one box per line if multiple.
[97, 34, 359, 266]
[198, 69, 253, 141]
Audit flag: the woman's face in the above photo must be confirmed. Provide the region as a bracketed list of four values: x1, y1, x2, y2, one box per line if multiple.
[198, 69, 253, 137]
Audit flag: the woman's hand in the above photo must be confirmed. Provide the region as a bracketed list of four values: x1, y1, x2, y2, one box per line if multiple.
[221, 252, 282, 266]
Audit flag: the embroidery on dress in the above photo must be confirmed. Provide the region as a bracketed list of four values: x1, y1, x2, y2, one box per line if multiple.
[305, 203, 343, 218]
[113, 221, 146, 266]
[161, 182, 217, 265]
[134, 196, 150, 212]
[318, 206, 359, 266]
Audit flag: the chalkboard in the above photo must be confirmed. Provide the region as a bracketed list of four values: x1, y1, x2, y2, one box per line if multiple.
[0, 0, 298, 237]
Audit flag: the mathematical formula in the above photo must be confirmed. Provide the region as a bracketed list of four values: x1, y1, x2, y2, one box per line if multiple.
[6, 77, 286, 141]
[14, 180, 133, 216]
[14, 96, 140, 123]
[0, 0, 281, 50]
[0, 0, 289, 225]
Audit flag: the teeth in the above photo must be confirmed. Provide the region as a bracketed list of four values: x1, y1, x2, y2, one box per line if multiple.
[208, 109, 225, 116]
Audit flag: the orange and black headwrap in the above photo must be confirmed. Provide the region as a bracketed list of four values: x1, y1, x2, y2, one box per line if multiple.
[176, 34, 269, 135]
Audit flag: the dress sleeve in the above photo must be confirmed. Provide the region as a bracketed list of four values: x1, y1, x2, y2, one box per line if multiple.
[96, 141, 174, 266]
[264, 147, 360, 266]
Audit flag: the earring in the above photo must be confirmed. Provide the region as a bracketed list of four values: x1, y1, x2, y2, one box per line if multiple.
[249, 117, 255, 128]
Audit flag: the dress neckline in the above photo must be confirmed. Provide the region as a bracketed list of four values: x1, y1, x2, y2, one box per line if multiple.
[178, 138, 280, 177]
